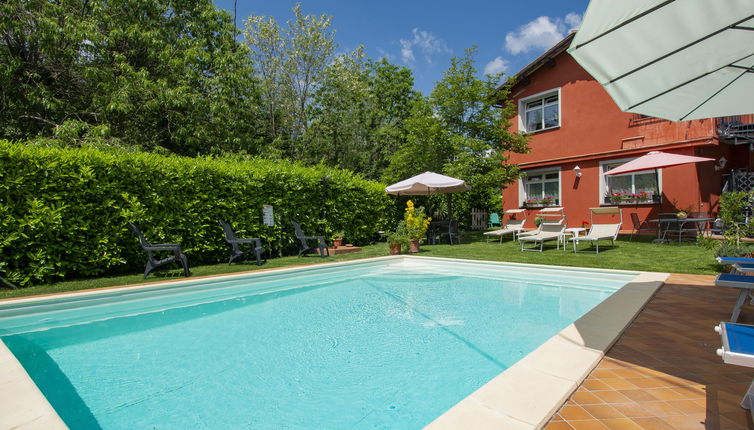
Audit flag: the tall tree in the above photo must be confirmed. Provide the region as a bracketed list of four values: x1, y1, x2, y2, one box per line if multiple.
[304, 47, 371, 169]
[303, 53, 419, 179]
[384, 47, 529, 222]
[0, 0, 264, 155]
[242, 3, 335, 159]
[243, 14, 286, 141]
[368, 59, 420, 178]
[285, 3, 336, 147]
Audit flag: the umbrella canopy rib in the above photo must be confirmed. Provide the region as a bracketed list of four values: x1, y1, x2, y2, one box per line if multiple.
[608, 15, 754, 86]
[679, 64, 754, 121]
[568, 0, 754, 121]
[628, 54, 754, 111]
[569, 0, 675, 52]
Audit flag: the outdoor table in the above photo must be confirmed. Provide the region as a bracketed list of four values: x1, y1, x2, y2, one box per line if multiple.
[647, 217, 712, 243]
[564, 227, 586, 238]
[563, 227, 587, 250]
[426, 220, 450, 245]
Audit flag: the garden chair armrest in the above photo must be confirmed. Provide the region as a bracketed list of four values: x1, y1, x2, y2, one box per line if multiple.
[232, 238, 263, 247]
[145, 244, 182, 251]
[303, 235, 326, 241]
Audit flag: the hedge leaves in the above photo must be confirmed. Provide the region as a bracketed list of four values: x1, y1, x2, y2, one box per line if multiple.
[0, 141, 391, 285]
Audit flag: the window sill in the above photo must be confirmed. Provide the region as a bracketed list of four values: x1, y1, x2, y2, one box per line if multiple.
[602, 200, 661, 206]
[521, 204, 560, 209]
[603, 196, 661, 206]
[523, 125, 560, 134]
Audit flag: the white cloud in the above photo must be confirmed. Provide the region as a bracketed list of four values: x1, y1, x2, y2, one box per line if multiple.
[565, 12, 582, 30]
[399, 28, 450, 65]
[377, 48, 396, 62]
[400, 40, 415, 63]
[504, 13, 582, 55]
[484, 56, 509, 75]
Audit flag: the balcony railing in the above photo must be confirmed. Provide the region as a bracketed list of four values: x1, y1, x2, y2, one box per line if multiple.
[717, 114, 754, 145]
[728, 169, 754, 192]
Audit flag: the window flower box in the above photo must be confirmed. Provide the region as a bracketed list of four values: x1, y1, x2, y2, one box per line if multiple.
[603, 194, 660, 205]
[523, 198, 560, 208]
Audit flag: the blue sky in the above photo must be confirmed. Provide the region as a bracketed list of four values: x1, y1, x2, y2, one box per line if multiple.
[213, 1, 590, 94]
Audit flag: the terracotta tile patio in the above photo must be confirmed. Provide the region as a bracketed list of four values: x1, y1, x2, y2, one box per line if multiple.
[544, 274, 754, 430]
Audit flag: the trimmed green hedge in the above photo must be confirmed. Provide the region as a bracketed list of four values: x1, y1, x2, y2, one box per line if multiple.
[0, 141, 392, 285]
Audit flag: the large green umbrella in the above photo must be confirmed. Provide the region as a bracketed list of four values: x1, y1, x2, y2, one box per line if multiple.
[568, 0, 754, 121]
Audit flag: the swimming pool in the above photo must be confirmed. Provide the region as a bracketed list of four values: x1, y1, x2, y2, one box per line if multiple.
[0, 257, 650, 430]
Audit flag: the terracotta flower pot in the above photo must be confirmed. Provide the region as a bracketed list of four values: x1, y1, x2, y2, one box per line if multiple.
[333, 238, 343, 248]
[388, 242, 402, 255]
[408, 239, 420, 253]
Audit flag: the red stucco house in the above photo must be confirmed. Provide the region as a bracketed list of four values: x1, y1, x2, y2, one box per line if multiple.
[501, 33, 754, 230]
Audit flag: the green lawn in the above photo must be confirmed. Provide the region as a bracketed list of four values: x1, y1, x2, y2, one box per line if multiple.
[0, 232, 720, 300]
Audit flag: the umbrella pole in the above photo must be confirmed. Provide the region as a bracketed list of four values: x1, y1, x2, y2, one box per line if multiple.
[447, 194, 452, 220]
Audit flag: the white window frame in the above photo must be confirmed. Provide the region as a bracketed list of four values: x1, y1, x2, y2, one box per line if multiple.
[599, 158, 663, 205]
[518, 88, 561, 133]
[518, 167, 562, 207]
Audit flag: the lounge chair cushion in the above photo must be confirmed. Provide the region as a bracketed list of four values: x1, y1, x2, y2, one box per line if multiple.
[483, 220, 525, 236]
[571, 223, 621, 241]
[716, 273, 754, 289]
[520, 223, 564, 241]
[719, 257, 754, 265]
[723, 322, 754, 356]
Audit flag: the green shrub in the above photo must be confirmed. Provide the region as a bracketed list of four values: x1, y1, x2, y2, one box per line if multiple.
[0, 140, 392, 285]
[719, 191, 754, 245]
[715, 244, 753, 259]
[696, 234, 721, 251]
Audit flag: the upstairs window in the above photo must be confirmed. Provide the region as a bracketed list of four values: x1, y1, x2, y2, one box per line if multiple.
[521, 90, 560, 132]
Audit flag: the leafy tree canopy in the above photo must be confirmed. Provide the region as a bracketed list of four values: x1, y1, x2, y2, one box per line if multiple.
[0, 0, 264, 154]
[1, 1, 528, 224]
[383, 47, 528, 220]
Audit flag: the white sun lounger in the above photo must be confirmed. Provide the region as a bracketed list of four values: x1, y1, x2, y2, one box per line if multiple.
[570, 223, 622, 253]
[483, 219, 526, 242]
[519, 223, 566, 252]
[518, 207, 566, 240]
[484, 209, 526, 243]
[570, 207, 622, 254]
[518, 219, 564, 239]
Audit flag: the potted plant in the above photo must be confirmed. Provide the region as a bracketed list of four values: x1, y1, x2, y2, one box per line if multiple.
[610, 192, 626, 204]
[386, 225, 408, 255]
[581, 220, 590, 230]
[403, 200, 431, 253]
[524, 198, 540, 208]
[634, 190, 651, 203]
[332, 231, 345, 248]
[534, 216, 545, 227]
[540, 196, 556, 206]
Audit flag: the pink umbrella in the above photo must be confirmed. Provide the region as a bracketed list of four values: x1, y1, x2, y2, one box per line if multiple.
[602, 151, 714, 176]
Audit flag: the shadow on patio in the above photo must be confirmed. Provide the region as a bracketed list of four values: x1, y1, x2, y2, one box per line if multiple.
[546, 274, 754, 430]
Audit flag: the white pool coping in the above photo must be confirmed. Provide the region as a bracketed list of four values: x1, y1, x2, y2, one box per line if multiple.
[0, 256, 668, 430]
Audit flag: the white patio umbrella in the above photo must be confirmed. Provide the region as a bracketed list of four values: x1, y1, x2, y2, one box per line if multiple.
[603, 151, 714, 215]
[568, 0, 754, 121]
[385, 171, 470, 218]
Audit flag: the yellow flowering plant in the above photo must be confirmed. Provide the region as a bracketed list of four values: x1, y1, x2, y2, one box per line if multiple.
[403, 200, 431, 241]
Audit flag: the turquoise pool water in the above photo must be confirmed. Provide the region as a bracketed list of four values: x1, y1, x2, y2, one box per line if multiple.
[0, 258, 636, 429]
